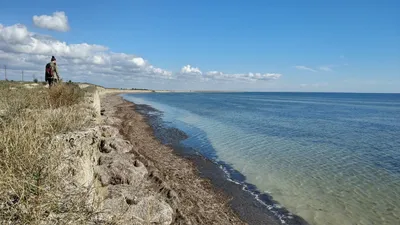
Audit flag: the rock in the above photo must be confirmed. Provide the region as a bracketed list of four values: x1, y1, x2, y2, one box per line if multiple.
[96, 154, 147, 187]
[97, 155, 113, 166]
[125, 196, 138, 205]
[99, 139, 113, 153]
[99, 137, 132, 154]
[129, 196, 174, 225]
[102, 196, 174, 225]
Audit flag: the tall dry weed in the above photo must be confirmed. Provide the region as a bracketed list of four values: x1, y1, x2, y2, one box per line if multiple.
[0, 81, 96, 224]
[48, 83, 84, 108]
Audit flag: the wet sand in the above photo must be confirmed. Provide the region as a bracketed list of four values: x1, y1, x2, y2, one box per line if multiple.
[103, 93, 309, 225]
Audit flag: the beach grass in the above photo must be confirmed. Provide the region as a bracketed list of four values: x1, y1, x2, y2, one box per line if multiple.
[0, 81, 96, 224]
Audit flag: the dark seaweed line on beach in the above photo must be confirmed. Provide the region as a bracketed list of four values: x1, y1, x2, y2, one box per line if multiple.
[132, 101, 309, 225]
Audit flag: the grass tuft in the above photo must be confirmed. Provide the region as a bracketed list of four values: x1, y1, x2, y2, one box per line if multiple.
[48, 82, 85, 108]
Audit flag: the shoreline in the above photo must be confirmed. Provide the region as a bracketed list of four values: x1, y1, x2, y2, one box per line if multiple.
[101, 93, 247, 224]
[113, 93, 309, 225]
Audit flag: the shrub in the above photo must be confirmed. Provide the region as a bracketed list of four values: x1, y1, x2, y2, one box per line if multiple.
[48, 83, 85, 108]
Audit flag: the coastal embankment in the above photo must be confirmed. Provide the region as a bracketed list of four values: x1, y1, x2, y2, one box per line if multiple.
[0, 81, 247, 224]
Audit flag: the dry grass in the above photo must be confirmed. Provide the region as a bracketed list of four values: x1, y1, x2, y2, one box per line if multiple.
[48, 83, 85, 108]
[0, 81, 96, 224]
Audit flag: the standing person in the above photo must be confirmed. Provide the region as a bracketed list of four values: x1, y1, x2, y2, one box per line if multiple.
[45, 56, 61, 87]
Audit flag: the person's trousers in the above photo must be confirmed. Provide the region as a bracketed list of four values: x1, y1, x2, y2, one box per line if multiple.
[48, 78, 58, 87]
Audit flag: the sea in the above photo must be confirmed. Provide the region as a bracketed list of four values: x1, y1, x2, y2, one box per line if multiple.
[122, 92, 400, 225]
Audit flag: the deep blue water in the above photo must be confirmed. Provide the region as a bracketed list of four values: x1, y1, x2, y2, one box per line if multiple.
[123, 92, 400, 225]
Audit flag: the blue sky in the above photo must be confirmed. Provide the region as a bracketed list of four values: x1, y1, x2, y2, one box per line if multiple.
[0, 0, 399, 92]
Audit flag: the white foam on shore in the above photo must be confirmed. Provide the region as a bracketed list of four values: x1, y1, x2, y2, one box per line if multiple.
[218, 162, 292, 224]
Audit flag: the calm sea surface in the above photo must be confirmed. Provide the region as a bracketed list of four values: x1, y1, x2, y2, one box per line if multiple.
[123, 92, 400, 225]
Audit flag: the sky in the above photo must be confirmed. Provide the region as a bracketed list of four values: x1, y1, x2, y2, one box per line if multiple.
[0, 0, 399, 92]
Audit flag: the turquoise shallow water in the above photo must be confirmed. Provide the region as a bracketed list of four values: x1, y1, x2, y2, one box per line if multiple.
[123, 92, 400, 225]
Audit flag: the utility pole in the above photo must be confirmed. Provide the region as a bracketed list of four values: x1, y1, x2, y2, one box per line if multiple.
[22, 70, 24, 81]
[4, 65, 6, 81]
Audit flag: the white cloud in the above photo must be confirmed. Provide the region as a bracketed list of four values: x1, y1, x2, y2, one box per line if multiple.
[206, 71, 223, 76]
[132, 57, 145, 67]
[0, 24, 30, 44]
[300, 83, 328, 88]
[0, 23, 172, 83]
[33, 11, 70, 32]
[178, 66, 281, 82]
[92, 55, 106, 65]
[296, 65, 335, 72]
[295, 65, 317, 72]
[205, 70, 281, 82]
[319, 66, 333, 72]
[0, 20, 282, 89]
[0, 24, 108, 57]
[181, 65, 202, 75]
